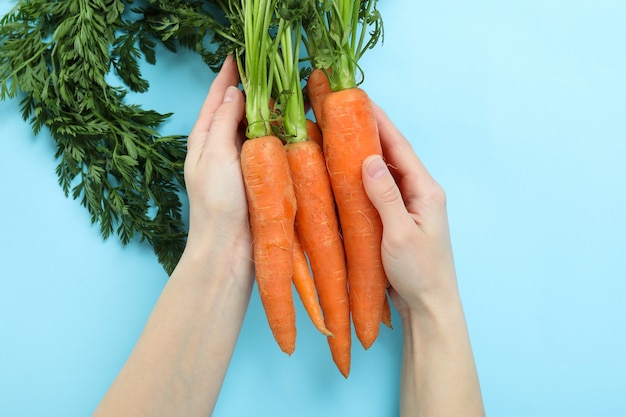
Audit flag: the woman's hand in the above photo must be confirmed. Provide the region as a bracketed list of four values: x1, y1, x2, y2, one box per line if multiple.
[363, 103, 485, 417]
[362, 103, 458, 315]
[184, 56, 251, 252]
[93, 58, 257, 417]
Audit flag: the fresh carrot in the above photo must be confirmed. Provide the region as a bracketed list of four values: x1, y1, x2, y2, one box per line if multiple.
[306, 68, 331, 129]
[268, 10, 352, 375]
[381, 291, 392, 329]
[227, 0, 300, 354]
[241, 135, 297, 355]
[303, 0, 386, 350]
[292, 231, 333, 337]
[286, 137, 351, 377]
[322, 87, 387, 350]
[305, 119, 323, 149]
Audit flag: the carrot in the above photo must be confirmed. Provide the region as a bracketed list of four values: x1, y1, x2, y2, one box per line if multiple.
[321, 87, 387, 350]
[269, 10, 353, 375]
[241, 135, 298, 355]
[286, 137, 351, 377]
[302, 0, 386, 350]
[381, 291, 392, 329]
[305, 119, 323, 149]
[292, 231, 333, 337]
[306, 68, 331, 129]
[228, 0, 300, 354]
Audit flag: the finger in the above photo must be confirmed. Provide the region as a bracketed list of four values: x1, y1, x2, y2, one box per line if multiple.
[372, 103, 431, 165]
[188, 56, 240, 149]
[370, 102, 421, 167]
[371, 102, 438, 209]
[362, 155, 416, 233]
[371, 102, 430, 178]
[201, 86, 245, 156]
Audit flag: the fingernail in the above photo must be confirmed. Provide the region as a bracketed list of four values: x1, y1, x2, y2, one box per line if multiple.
[223, 86, 238, 103]
[365, 155, 388, 179]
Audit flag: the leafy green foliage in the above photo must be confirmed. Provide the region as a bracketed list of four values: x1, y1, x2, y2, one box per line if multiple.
[0, 0, 383, 274]
[302, 0, 383, 90]
[0, 0, 233, 274]
[132, 0, 237, 72]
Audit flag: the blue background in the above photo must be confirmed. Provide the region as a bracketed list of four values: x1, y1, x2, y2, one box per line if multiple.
[1, 1, 625, 416]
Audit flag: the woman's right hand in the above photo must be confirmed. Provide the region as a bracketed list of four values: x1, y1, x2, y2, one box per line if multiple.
[184, 56, 250, 253]
[361, 103, 459, 315]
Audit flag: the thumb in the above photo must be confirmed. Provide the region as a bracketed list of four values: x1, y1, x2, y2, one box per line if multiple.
[362, 155, 410, 229]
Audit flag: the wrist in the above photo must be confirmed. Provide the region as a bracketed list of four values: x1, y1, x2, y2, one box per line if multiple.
[394, 266, 461, 317]
[398, 287, 467, 339]
[176, 223, 253, 288]
[397, 298, 485, 417]
[397, 285, 485, 417]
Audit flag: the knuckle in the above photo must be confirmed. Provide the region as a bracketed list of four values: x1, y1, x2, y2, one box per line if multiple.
[383, 218, 418, 251]
[423, 180, 447, 209]
[385, 226, 412, 248]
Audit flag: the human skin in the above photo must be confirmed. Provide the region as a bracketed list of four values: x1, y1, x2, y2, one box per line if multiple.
[92, 56, 253, 417]
[362, 103, 486, 417]
[92, 56, 485, 417]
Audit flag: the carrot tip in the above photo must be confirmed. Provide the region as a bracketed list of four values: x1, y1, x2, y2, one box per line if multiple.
[281, 346, 295, 356]
[277, 338, 296, 356]
[321, 329, 334, 337]
[358, 335, 376, 351]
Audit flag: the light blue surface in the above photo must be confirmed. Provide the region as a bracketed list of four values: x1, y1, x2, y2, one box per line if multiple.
[1, 1, 625, 416]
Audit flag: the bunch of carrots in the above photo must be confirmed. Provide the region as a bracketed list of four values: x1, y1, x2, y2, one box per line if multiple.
[215, 0, 385, 378]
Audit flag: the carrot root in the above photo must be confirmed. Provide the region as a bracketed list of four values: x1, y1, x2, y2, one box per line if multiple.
[305, 119, 323, 149]
[293, 231, 334, 337]
[241, 135, 298, 355]
[321, 87, 387, 350]
[381, 291, 392, 329]
[306, 68, 331, 130]
[286, 138, 351, 377]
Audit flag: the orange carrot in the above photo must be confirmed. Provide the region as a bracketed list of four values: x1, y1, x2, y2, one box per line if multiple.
[241, 135, 298, 355]
[305, 119, 323, 149]
[306, 68, 331, 129]
[381, 291, 392, 329]
[286, 137, 351, 378]
[321, 87, 387, 350]
[292, 231, 333, 337]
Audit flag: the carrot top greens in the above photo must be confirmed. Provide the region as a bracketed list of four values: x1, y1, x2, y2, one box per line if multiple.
[0, 0, 238, 273]
[303, 0, 383, 91]
[0, 0, 383, 273]
[272, 3, 310, 144]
